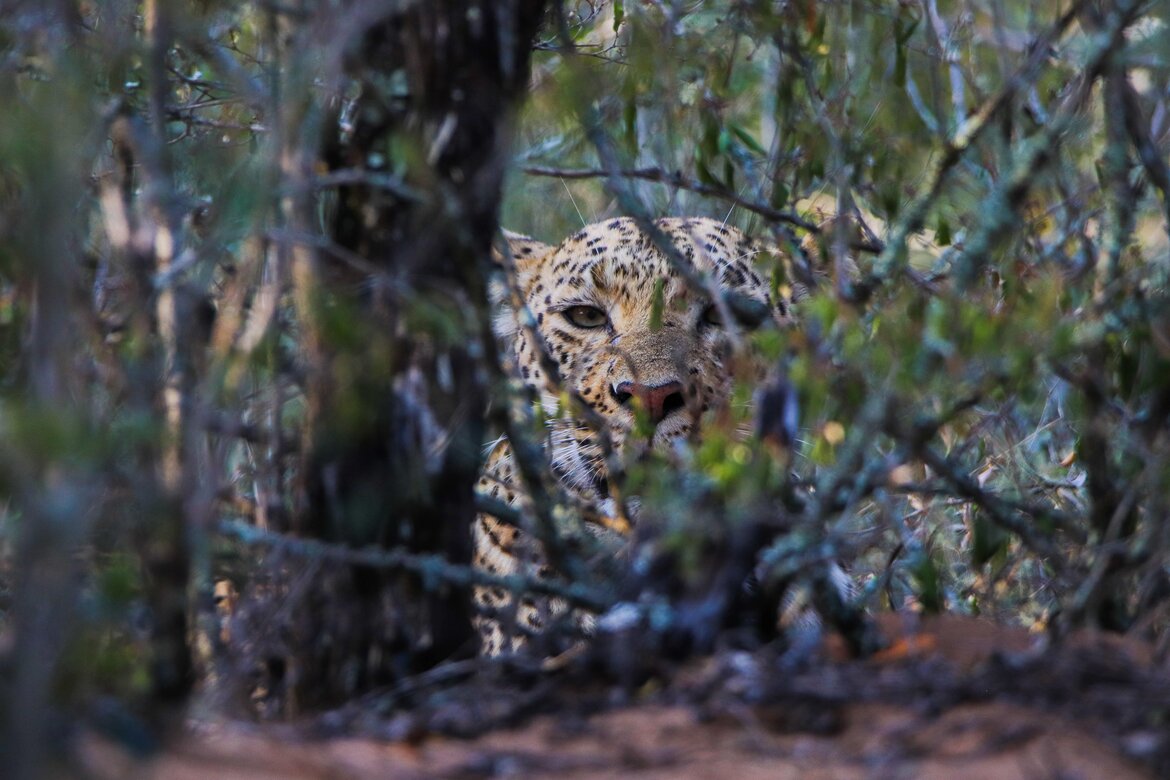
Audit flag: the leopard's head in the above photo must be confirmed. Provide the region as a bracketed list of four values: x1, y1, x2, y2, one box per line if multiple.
[496, 217, 791, 494]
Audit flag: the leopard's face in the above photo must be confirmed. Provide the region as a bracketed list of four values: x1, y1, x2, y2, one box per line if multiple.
[501, 217, 790, 494]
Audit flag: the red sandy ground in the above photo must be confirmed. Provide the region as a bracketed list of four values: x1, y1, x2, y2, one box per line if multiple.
[78, 614, 1161, 779]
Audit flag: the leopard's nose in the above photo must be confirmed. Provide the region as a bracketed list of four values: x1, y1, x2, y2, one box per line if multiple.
[611, 380, 686, 424]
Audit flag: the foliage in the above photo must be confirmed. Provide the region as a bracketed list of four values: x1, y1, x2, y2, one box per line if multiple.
[1, 0, 1169, 774]
[511, 0, 1170, 638]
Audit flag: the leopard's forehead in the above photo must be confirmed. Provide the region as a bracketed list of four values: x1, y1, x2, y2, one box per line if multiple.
[529, 217, 768, 308]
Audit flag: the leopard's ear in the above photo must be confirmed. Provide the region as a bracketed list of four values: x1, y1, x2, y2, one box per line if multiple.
[797, 219, 863, 294]
[493, 230, 553, 291]
[490, 229, 554, 339]
[756, 221, 859, 311]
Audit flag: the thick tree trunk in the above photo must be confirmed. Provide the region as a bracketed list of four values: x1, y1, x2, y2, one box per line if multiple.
[292, 0, 547, 697]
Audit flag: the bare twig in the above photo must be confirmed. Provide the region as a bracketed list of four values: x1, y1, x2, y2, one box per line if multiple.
[924, 0, 967, 131]
[1118, 78, 1170, 243]
[301, 167, 423, 201]
[523, 165, 886, 255]
[525, 166, 815, 229]
[914, 444, 1074, 560]
[483, 234, 609, 585]
[216, 519, 610, 612]
[167, 113, 268, 134]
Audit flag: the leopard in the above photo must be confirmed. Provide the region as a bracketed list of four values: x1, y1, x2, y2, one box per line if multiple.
[472, 216, 795, 657]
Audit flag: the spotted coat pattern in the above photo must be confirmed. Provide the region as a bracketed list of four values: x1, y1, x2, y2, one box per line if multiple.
[473, 217, 792, 656]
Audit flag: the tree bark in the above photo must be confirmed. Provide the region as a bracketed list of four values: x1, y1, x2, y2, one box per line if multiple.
[293, 0, 547, 696]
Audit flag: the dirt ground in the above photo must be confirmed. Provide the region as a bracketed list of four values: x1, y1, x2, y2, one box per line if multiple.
[77, 614, 1168, 779]
[80, 699, 1149, 779]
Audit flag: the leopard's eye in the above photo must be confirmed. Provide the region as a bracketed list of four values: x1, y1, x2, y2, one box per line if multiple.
[700, 303, 723, 328]
[562, 305, 608, 329]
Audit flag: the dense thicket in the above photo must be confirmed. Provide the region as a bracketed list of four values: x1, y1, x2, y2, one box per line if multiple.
[1, 1, 1169, 776]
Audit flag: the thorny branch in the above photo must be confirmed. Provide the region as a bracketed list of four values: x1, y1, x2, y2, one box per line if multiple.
[857, 0, 1100, 301]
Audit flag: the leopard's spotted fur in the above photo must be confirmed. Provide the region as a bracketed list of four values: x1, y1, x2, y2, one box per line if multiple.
[473, 217, 793, 656]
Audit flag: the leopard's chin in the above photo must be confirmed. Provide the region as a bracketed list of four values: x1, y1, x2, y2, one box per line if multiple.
[651, 413, 692, 448]
[606, 416, 692, 457]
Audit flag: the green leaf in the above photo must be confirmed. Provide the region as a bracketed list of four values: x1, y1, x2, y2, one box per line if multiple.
[717, 127, 732, 155]
[771, 182, 789, 210]
[910, 549, 944, 613]
[613, 0, 624, 32]
[936, 214, 952, 246]
[809, 12, 825, 49]
[701, 115, 720, 158]
[623, 97, 638, 156]
[971, 512, 1010, 567]
[809, 435, 834, 466]
[694, 148, 718, 186]
[649, 277, 665, 331]
[893, 14, 920, 88]
[730, 124, 766, 155]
